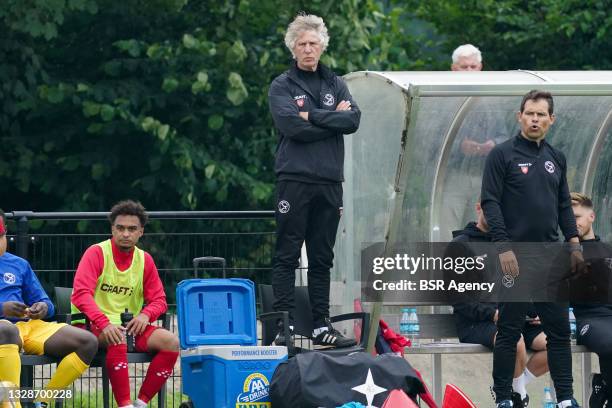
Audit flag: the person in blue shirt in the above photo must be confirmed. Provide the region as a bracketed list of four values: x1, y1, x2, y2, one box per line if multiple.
[0, 210, 97, 408]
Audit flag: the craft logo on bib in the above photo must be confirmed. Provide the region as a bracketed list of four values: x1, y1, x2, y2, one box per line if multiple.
[236, 373, 271, 407]
[2, 272, 16, 284]
[544, 161, 555, 174]
[323, 93, 335, 106]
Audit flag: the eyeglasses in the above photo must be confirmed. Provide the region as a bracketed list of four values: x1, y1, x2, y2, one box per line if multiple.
[113, 225, 141, 233]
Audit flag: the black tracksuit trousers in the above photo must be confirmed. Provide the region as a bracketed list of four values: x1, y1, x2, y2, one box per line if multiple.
[493, 301, 572, 402]
[577, 317, 612, 400]
[272, 180, 342, 328]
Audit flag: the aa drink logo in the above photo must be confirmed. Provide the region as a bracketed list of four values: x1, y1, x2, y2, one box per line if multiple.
[236, 372, 271, 408]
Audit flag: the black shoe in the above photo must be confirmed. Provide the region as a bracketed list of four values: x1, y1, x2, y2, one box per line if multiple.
[273, 322, 294, 347]
[496, 400, 513, 408]
[312, 320, 357, 349]
[511, 392, 529, 407]
[590, 374, 608, 408]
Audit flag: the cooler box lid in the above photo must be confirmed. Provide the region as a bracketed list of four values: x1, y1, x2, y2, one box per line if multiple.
[180, 345, 288, 360]
[177, 278, 257, 348]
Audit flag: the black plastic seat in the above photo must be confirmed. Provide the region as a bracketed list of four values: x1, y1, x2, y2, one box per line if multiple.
[258, 284, 369, 356]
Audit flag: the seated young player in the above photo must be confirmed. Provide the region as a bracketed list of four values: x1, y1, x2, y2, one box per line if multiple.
[451, 202, 549, 407]
[0, 210, 98, 408]
[570, 193, 612, 408]
[71, 200, 179, 408]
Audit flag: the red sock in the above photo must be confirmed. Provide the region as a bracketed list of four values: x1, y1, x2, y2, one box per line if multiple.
[106, 344, 131, 407]
[137, 350, 179, 403]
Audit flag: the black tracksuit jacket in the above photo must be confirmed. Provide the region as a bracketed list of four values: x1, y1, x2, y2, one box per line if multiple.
[573, 237, 612, 319]
[481, 133, 578, 244]
[450, 222, 498, 335]
[268, 62, 361, 184]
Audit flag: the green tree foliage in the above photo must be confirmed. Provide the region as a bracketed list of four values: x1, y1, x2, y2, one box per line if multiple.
[406, 0, 612, 70]
[2, 0, 609, 213]
[0, 0, 430, 212]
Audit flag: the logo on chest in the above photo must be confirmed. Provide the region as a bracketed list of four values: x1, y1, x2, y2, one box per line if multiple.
[322, 93, 335, 106]
[517, 162, 532, 174]
[544, 161, 555, 174]
[294, 95, 307, 108]
[100, 283, 134, 296]
[2, 272, 16, 284]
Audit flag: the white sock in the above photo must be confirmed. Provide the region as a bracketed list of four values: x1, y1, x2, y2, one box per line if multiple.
[512, 375, 527, 399]
[523, 368, 536, 383]
[513, 368, 538, 399]
[313, 326, 329, 337]
[134, 399, 148, 408]
[557, 399, 573, 408]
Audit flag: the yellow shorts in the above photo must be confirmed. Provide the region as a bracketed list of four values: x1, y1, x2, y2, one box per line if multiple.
[1, 319, 67, 355]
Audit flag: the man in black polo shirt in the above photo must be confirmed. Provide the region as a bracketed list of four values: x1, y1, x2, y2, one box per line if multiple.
[481, 90, 585, 408]
[570, 192, 612, 408]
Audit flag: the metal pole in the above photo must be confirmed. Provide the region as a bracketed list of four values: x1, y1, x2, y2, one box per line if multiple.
[16, 214, 29, 260]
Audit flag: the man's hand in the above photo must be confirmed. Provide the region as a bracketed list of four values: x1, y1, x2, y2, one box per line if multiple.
[335, 100, 352, 111]
[460, 139, 480, 155]
[126, 313, 149, 336]
[479, 140, 496, 155]
[499, 250, 520, 277]
[1, 301, 28, 318]
[461, 139, 495, 156]
[299, 111, 309, 121]
[570, 250, 587, 276]
[26, 302, 48, 320]
[101, 324, 126, 346]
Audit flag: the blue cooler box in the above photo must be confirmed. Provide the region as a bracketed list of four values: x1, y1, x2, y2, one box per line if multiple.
[181, 345, 288, 408]
[177, 278, 258, 347]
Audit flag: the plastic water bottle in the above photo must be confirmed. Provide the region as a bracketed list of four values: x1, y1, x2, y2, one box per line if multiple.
[542, 386, 555, 408]
[569, 307, 577, 341]
[400, 307, 411, 335]
[120, 308, 135, 352]
[407, 307, 420, 346]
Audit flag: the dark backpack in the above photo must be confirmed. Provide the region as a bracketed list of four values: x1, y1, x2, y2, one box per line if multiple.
[270, 352, 425, 408]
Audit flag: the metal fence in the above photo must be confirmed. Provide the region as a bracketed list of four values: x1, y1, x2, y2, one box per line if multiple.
[5, 210, 275, 407]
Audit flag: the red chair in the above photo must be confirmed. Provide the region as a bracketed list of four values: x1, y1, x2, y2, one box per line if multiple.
[382, 389, 419, 408]
[442, 384, 477, 408]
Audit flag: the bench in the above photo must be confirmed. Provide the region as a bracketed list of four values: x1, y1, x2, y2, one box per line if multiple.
[19, 333, 169, 408]
[15, 287, 171, 408]
[381, 307, 594, 407]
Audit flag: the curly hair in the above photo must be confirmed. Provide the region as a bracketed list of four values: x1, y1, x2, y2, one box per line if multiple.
[284, 13, 329, 57]
[109, 200, 148, 226]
